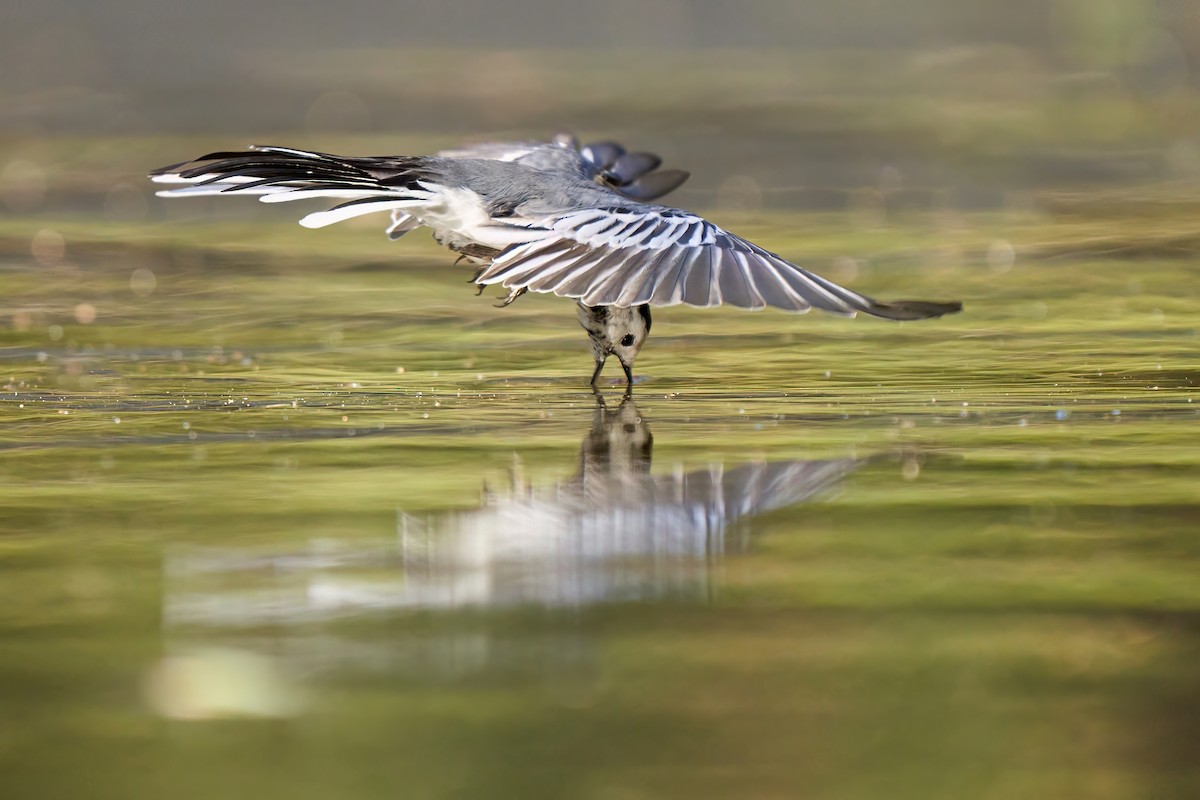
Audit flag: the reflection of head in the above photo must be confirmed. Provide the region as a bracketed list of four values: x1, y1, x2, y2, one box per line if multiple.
[579, 394, 653, 479]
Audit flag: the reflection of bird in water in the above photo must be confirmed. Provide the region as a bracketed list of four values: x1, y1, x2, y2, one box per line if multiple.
[153, 131, 961, 387]
[392, 395, 859, 609]
[164, 397, 860, 625]
[576, 391, 653, 483]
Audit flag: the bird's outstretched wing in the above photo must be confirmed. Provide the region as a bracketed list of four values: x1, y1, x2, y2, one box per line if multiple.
[476, 206, 962, 319]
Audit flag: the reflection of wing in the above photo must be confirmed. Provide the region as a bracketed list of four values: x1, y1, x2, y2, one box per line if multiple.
[386, 133, 690, 239]
[660, 459, 858, 533]
[382, 456, 860, 610]
[163, 454, 858, 626]
[164, 407, 860, 622]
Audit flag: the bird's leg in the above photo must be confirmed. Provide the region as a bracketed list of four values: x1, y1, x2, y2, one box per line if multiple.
[590, 357, 606, 387]
[495, 286, 526, 308]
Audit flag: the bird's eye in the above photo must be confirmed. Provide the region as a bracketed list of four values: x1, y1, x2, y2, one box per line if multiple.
[620, 334, 636, 347]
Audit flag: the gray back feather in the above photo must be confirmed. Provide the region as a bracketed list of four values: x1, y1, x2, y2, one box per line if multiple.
[427, 158, 651, 218]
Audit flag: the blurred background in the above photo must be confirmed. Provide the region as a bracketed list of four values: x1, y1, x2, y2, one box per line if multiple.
[4, 0, 1200, 217]
[4, 4, 1200, 800]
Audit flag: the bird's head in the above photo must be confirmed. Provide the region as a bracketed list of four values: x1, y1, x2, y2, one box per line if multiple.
[611, 305, 652, 381]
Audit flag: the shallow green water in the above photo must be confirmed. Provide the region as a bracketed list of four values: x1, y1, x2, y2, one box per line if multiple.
[2, 209, 1199, 799]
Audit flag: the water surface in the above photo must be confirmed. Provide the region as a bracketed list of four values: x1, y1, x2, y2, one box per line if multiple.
[2, 213, 1199, 799]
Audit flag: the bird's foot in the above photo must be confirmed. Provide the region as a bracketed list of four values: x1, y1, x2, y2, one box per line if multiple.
[494, 287, 527, 308]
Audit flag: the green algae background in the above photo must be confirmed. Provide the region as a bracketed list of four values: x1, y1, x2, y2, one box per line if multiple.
[3, 23, 1200, 799]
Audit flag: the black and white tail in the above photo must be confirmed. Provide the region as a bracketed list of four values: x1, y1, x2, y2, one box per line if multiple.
[151, 146, 436, 228]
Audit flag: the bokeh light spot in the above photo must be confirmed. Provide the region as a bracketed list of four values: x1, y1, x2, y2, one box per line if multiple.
[987, 239, 1015, 272]
[31, 229, 65, 266]
[130, 268, 157, 297]
[144, 648, 305, 721]
[74, 303, 97, 324]
[717, 175, 762, 212]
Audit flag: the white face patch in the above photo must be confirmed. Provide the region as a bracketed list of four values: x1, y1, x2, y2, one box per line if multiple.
[604, 306, 649, 367]
[576, 304, 649, 367]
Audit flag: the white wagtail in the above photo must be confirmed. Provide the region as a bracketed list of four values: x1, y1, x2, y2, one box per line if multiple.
[152, 133, 961, 386]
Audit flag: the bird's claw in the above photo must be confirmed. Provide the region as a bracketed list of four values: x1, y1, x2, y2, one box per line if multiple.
[494, 287, 526, 308]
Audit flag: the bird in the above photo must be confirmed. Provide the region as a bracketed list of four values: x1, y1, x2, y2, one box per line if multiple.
[151, 133, 962, 387]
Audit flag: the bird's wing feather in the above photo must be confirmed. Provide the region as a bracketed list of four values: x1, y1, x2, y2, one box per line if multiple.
[152, 146, 440, 228]
[387, 209, 421, 240]
[475, 207, 961, 319]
